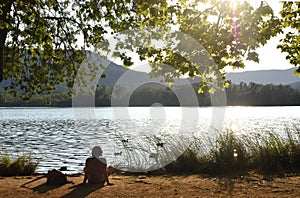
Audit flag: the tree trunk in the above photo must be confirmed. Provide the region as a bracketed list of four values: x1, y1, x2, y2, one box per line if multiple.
[0, 0, 13, 83]
[0, 36, 5, 83]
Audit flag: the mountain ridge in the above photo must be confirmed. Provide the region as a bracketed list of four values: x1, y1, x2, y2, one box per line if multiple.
[99, 63, 300, 89]
[1, 63, 299, 91]
[226, 68, 299, 85]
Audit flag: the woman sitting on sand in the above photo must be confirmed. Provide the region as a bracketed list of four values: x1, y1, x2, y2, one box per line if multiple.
[83, 146, 113, 185]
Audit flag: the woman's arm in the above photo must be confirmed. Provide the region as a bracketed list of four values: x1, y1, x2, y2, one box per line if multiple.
[83, 166, 88, 184]
[104, 164, 110, 184]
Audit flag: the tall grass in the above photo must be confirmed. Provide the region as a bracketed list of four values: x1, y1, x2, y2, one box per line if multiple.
[209, 131, 248, 176]
[0, 153, 38, 176]
[165, 126, 300, 176]
[249, 127, 300, 174]
[165, 148, 212, 174]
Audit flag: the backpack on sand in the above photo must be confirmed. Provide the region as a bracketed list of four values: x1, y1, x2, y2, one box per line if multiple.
[46, 169, 70, 185]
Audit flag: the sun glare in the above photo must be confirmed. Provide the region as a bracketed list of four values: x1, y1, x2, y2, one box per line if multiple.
[226, 0, 246, 8]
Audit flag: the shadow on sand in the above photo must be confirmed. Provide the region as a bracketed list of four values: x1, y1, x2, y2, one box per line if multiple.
[21, 176, 69, 194]
[62, 183, 104, 198]
[21, 177, 103, 197]
[31, 183, 63, 194]
[21, 182, 65, 194]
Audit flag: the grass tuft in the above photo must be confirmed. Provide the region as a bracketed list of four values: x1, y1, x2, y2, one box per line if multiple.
[0, 153, 38, 176]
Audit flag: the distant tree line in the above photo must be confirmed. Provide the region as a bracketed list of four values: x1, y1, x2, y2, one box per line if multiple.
[0, 82, 300, 107]
[226, 82, 300, 106]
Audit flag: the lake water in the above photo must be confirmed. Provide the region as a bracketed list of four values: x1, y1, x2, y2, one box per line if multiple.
[0, 106, 299, 174]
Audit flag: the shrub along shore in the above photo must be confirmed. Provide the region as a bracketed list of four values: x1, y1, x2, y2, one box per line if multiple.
[0, 153, 38, 176]
[1, 127, 300, 177]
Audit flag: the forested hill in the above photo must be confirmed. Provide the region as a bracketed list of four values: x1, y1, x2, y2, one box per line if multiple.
[1, 82, 300, 107]
[2, 63, 298, 91]
[1, 63, 300, 106]
[98, 65, 300, 87]
[77, 65, 300, 92]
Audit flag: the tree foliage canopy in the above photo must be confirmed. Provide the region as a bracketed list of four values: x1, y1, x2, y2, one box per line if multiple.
[0, 0, 297, 100]
[134, 0, 282, 93]
[278, 2, 300, 74]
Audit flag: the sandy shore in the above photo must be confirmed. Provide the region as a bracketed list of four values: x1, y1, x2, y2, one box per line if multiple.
[0, 174, 299, 197]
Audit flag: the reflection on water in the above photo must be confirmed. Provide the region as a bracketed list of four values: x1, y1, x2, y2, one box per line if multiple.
[0, 107, 299, 173]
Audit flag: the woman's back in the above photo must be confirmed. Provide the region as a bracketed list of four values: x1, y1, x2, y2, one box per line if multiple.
[85, 157, 107, 184]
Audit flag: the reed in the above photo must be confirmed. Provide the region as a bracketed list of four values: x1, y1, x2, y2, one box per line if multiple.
[164, 126, 300, 176]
